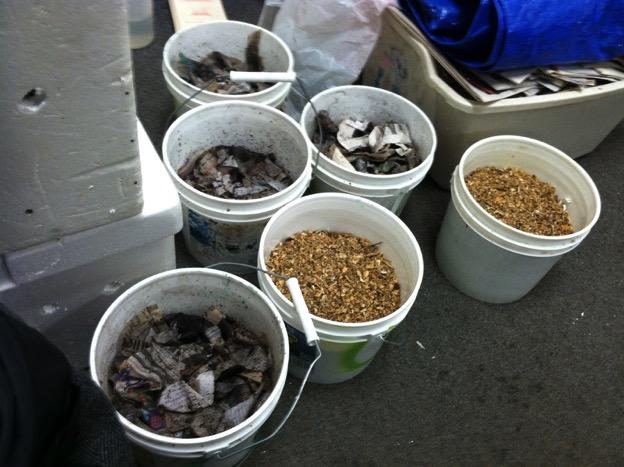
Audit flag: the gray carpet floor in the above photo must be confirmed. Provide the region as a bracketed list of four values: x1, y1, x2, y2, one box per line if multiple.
[132, 1, 624, 465]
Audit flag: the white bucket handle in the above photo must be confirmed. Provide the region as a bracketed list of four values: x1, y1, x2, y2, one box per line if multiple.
[198, 262, 321, 461]
[211, 342, 320, 460]
[230, 71, 297, 83]
[286, 278, 320, 345]
[373, 326, 406, 346]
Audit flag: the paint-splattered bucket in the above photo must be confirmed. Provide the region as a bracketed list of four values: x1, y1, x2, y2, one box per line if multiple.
[257, 193, 424, 384]
[163, 101, 311, 272]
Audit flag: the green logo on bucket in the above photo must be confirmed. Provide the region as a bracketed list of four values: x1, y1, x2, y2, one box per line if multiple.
[340, 340, 377, 372]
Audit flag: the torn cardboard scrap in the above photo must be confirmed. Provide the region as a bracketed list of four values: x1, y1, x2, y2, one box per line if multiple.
[313, 110, 421, 174]
[178, 145, 293, 200]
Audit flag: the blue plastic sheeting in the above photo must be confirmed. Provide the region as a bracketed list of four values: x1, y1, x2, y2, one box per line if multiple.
[399, 0, 624, 70]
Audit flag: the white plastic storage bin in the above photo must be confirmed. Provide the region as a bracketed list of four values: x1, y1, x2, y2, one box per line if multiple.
[0, 121, 183, 366]
[362, 7, 624, 189]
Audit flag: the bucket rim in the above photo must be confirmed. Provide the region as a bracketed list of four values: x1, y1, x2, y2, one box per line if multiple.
[258, 192, 424, 331]
[162, 20, 294, 100]
[163, 69, 292, 107]
[262, 266, 415, 337]
[162, 100, 312, 206]
[277, 290, 410, 344]
[301, 85, 437, 182]
[312, 161, 424, 194]
[178, 189, 274, 222]
[456, 135, 602, 243]
[89, 267, 289, 447]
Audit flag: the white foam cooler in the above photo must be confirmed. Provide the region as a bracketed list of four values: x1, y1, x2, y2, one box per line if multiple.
[0, 0, 144, 253]
[0, 121, 183, 366]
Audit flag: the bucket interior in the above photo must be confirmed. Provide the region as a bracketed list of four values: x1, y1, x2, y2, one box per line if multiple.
[261, 196, 421, 306]
[460, 140, 600, 232]
[302, 87, 436, 166]
[165, 22, 291, 86]
[165, 104, 309, 188]
[93, 270, 287, 398]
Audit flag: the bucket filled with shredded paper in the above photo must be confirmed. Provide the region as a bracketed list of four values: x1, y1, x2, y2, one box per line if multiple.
[90, 268, 289, 463]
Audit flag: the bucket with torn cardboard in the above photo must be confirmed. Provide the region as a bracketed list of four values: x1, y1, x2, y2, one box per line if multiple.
[301, 85, 436, 214]
[90, 268, 290, 467]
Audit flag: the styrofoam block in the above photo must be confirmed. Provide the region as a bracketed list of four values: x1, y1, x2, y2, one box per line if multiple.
[0, 1, 143, 254]
[0, 121, 183, 334]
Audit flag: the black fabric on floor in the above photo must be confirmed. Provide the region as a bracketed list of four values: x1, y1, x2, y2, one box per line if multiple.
[0, 305, 134, 467]
[0, 306, 76, 467]
[130, 1, 624, 465]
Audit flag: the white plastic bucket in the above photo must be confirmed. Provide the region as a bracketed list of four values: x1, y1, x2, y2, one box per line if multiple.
[257, 193, 424, 384]
[163, 101, 312, 270]
[163, 21, 294, 114]
[300, 85, 437, 214]
[89, 268, 289, 467]
[436, 135, 601, 303]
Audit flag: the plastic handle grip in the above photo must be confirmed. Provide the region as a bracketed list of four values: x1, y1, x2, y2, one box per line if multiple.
[229, 71, 297, 83]
[286, 278, 319, 345]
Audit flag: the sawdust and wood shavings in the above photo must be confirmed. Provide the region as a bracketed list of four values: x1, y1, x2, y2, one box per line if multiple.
[266, 231, 401, 323]
[312, 110, 421, 175]
[465, 166, 574, 236]
[178, 145, 293, 200]
[177, 30, 271, 94]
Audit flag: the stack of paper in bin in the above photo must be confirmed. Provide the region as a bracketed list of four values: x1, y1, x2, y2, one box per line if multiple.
[391, 9, 624, 103]
[469, 60, 624, 101]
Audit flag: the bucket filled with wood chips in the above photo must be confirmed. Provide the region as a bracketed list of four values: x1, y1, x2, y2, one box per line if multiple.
[436, 135, 601, 303]
[90, 268, 289, 467]
[300, 85, 436, 214]
[258, 193, 424, 384]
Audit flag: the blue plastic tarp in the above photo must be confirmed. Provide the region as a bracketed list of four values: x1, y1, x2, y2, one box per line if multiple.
[399, 0, 624, 70]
